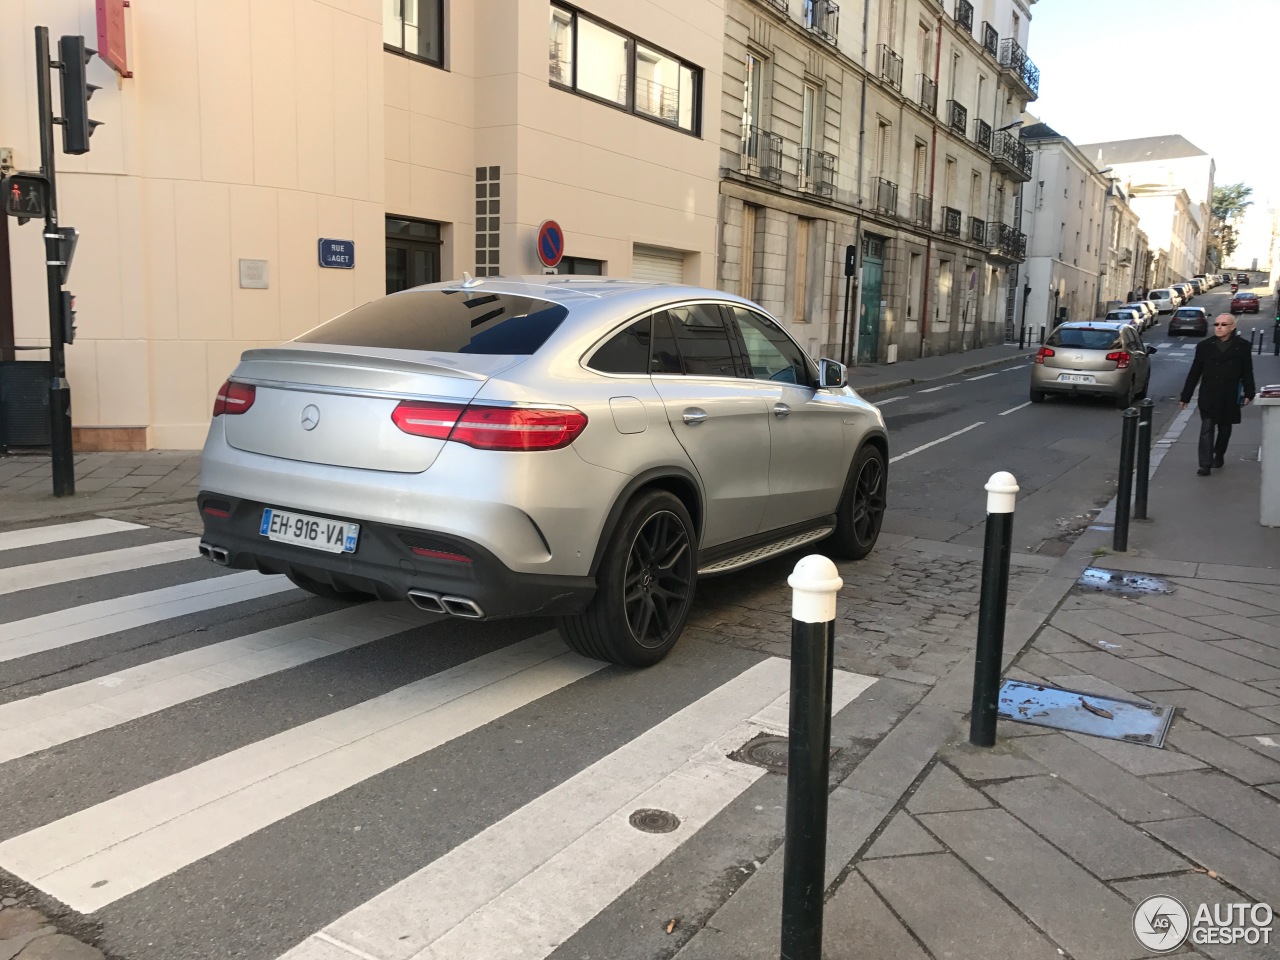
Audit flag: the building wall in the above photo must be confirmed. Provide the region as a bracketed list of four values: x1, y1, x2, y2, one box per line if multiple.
[1092, 154, 1214, 274]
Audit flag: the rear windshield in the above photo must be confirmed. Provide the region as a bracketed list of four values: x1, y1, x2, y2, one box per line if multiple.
[295, 290, 568, 355]
[1047, 328, 1123, 350]
[1149, 290, 1170, 298]
[1174, 308, 1202, 318]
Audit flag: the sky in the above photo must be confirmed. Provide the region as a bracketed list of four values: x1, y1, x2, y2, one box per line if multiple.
[1028, 0, 1280, 260]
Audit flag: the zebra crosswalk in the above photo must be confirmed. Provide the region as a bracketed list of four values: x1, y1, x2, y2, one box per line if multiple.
[0, 516, 876, 960]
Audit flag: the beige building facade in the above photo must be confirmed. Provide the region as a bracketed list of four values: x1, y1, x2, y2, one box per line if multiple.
[1, 0, 723, 450]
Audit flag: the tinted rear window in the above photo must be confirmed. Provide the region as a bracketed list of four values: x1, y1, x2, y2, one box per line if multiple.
[295, 290, 568, 355]
[1047, 328, 1123, 350]
[1174, 309, 1202, 318]
[1149, 290, 1170, 298]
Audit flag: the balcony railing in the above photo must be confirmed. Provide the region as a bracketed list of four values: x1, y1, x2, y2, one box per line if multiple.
[991, 129, 1032, 181]
[800, 148, 837, 196]
[916, 74, 937, 115]
[874, 177, 898, 215]
[942, 206, 962, 237]
[741, 123, 784, 182]
[946, 100, 967, 136]
[987, 221, 1026, 261]
[974, 118, 992, 151]
[765, 0, 789, 12]
[878, 44, 904, 91]
[954, 0, 973, 34]
[968, 216, 986, 244]
[633, 76, 680, 123]
[980, 22, 999, 58]
[912, 193, 932, 227]
[999, 37, 1026, 76]
[1022, 57, 1040, 97]
[804, 0, 839, 45]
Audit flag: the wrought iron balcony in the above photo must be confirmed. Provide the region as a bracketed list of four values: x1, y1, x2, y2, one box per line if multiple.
[998, 38, 1039, 98]
[800, 148, 837, 196]
[946, 100, 967, 136]
[942, 206, 962, 237]
[968, 216, 986, 244]
[765, 0, 789, 12]
[991, 129, 1032, 181]
[954, 0, 973, 34]
[878, 44, 904, 91]
[912, 193, 932, 228]
[874, 177, 898, 216]
[916, 74, 937, 115]
[974, 118, 992, 151]
[741, 123, 784, 182]
[980, 22, 999, 58]
[804, 0, 839, 45]
[1022, 56, 1040, 98]
[986, 221, 1026, 262]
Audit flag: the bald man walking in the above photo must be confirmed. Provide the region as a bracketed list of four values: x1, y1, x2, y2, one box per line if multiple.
[1180, 313, 1256, 476]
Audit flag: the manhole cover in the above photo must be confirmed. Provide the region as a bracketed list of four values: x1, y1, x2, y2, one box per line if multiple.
[997, 680, 1173, 747]
[730, 733, 790, 774]
[1076, 567, 1174, 596]
[629, 808, 681, 834]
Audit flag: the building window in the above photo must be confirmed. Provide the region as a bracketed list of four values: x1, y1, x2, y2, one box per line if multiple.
[475, 166, 500, 277]
[553, 256, 605, 275]
[801, 83, 818, 155]
[384, 0, 443, 67]
[743, 52, 764, 132]
[549, 4, 701, 135]
[386, 217, 441, 294]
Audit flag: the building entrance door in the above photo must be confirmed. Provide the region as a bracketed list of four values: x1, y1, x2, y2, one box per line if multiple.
[857, 237, 884, 363]
[386, 217, 441, 294]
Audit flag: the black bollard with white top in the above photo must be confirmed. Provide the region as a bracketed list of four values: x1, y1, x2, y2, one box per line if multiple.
[780, 555, 842, 960]
[969, 472, 1019, 748]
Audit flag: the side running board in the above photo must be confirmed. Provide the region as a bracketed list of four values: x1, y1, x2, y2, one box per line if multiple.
[697, 526, 834, 576]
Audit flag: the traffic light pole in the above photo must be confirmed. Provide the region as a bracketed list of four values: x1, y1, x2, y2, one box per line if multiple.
[35, 26, 75, 496]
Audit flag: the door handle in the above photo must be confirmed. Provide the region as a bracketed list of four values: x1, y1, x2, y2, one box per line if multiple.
[682, 408, 708, 425]
[772, 402, 791, 418]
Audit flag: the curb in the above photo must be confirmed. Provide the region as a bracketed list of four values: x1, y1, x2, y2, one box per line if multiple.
[853, 350, 1034, 397]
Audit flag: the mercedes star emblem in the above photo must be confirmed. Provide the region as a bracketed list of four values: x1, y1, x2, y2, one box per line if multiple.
[301, 404, 320, 431]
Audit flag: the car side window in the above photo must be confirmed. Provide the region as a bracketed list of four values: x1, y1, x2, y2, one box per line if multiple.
[661, 303, 738, 377]
[729, 307, 812, 385]
[590, 317, 652, 375]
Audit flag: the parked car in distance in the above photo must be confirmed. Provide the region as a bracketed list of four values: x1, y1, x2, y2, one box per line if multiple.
[1125, 301, 1157, 329]
[1172, 282, 1194, 304]
[1147, 288, 1181, 313]
[1030, 321, 1154, 408]
[1230, 292, 1260, 314]
[1237, 274, 1251, 285]
[1189, 278, 1205, 295]
[196, 277, 890, 666]
[1168, 306, 1209, 337]
[1105, 309, 1143, 330]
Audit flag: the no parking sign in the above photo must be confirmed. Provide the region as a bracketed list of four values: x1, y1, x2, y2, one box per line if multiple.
[536, 220, 565, 268]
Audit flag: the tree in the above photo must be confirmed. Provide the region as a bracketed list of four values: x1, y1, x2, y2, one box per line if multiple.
[1211, 182, 1253, 264]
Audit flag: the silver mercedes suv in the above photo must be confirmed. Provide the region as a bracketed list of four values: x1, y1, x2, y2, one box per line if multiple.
[198, 277, 889, 666]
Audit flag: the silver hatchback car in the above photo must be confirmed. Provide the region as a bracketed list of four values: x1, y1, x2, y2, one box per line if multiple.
[198, 278, 889, 666]
[1029, 321, 1155, 408]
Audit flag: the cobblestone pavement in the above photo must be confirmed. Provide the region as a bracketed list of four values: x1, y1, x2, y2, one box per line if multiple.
[0, 453, 202, 526]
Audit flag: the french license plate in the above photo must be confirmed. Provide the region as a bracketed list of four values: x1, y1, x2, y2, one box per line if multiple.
[1057, 374, 1095, 384]
[260, 508, 359, 554]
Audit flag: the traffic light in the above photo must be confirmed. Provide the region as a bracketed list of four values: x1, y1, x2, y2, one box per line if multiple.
[58, 35, 102, 155]
[60, 291, 77, 344]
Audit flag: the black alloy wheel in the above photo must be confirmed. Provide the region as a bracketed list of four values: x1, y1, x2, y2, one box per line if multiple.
[621, 510, 694, 651]
[831, 445, 888, 560]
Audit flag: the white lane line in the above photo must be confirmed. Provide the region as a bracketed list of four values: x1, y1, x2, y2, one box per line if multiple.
[966, 373, 999, 381]
[916, 384, 953, 394]
[0, 603, 430, 765]
[0, 538, 199, 596]
[889, 422, 985, 464]
[0, 519, 146, 552]
[872, 396, 905, 406]
[279, 661, 876, 960]
[0, 572, 295, 663]
[0, 633, 601, 913]
[999, 402, 1032, 416]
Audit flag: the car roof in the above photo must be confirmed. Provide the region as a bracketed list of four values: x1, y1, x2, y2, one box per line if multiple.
[1060, 322, 1124, 331]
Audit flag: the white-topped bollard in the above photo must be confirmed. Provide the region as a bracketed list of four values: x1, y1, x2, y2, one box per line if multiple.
[970, 472, 1019, 748]
[781, 555, 843, 960]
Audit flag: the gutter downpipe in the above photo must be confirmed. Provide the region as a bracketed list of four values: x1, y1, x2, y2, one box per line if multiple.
[918, 14, 943, 358]
[849, 0, 871, 367]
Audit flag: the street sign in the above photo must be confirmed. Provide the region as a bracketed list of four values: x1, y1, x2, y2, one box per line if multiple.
[3, 174, 50, 220]
[536, 220, 565, 268]
[318, 238, 355, 268]
[844, 243, 857, 277]
[96, 0, 132, 77]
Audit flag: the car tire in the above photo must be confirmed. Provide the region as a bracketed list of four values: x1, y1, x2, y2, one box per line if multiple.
[557, 489, 697, 667]
[287, 571, 373, 602]
[1030, 387, 1046, 403]
[829, 444, 888, 561]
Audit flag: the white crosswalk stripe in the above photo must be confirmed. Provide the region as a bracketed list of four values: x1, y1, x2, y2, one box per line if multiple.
[0, 518, 146, 552]
[0, 537, 199, 595]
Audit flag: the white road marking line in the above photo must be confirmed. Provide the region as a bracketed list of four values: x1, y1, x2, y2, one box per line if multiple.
[872, 396, 904, 406]
[0, 572, 295, 663]
[0, 519, 146, 552]
[0, 633, 601, 913]
[999, 402, 1032, 416]
[0, 538, 200, 596]
[966, 373, 999, 381]
[0, 603, 430, 765]
[916, 384, 953, 394]
[889, 422, 985, 463]
[279, 661, 875, 960]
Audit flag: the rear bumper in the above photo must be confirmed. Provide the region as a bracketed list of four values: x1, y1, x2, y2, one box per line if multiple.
[197, 492, 596, 619]
[1030, 367, 1127, 396]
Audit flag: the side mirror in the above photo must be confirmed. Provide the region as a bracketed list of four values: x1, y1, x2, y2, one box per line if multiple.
[1146, 346, 1158, 355]
[818, 358, 847, 388]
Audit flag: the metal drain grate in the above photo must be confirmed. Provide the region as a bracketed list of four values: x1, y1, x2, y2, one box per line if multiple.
[629, 808, 681, 834]
[1075, 567, 1174, 597]
[730, 734, 790, 774]
[998, 680, 1174, 747]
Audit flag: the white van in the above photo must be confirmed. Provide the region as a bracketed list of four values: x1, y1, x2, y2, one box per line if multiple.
[1148, 288, 1180, 313]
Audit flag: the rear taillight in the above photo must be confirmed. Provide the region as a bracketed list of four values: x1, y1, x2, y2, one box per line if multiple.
[1106, 351, 1131, 369]
[391, 402, 587, 451]
[1034, 347, 1055, 364]
[213, 380, 256, 416]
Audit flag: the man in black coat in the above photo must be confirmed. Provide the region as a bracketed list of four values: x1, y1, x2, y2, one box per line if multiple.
[1180, 313, 1256, 475]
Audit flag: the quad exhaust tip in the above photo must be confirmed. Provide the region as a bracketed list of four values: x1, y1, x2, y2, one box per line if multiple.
[198, 542, 230, 565]
[408, 589, 483, 619]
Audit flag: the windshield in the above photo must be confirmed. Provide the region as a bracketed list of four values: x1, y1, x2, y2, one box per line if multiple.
[1047, 328, 1123, 350]
[295, 290, 569, 355]
[1174, 309, 1201, 318]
